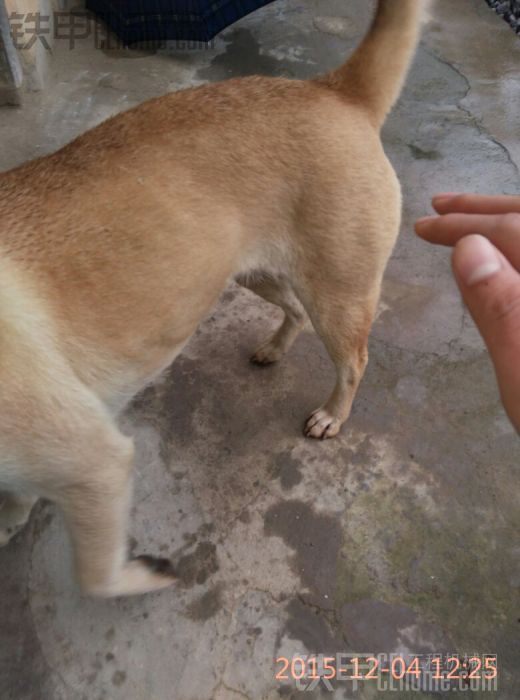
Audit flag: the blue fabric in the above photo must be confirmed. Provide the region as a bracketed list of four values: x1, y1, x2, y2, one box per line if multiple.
[86, 0, 277, 44]
[485, 0, 520, 33]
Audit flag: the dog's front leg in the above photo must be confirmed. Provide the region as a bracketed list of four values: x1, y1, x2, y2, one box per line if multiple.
[54, 429, 176, 597]
[0, 492, 38, 546]
[237, 274, 306, 365]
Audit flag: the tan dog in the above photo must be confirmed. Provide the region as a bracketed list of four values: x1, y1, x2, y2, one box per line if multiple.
[0, 1, 428, 596]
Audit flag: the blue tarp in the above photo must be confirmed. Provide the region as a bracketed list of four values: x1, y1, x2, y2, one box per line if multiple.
[86, 0, 277, 44]
[485, 0, 520, 33]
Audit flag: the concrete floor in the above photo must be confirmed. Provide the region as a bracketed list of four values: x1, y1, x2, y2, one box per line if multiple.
[0, 1, 519, 698]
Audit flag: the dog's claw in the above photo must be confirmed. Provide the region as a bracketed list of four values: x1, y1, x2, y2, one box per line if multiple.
[135, 555, 177, 578]
[250, 354, 276, 366]
[304, 409, 341, 439]
[250, 341, 284, 365]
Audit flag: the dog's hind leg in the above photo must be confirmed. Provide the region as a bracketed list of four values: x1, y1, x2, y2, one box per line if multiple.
[0, 492, 38, 546]
[292, 222, 393, 439]
[237, 274, 306, 364]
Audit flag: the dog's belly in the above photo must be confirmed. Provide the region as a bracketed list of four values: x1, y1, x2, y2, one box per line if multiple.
[116, 345, 187, 416]
[75, 338, 190, 417]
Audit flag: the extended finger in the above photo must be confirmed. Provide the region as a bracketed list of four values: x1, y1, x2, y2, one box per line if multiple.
[432, 193, 520, 216]
[415, 212, 520, 271]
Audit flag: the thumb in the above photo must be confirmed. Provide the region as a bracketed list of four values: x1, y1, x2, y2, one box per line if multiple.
[452, 234, 520, 431]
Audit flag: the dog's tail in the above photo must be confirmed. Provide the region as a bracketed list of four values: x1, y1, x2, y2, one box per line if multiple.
[320, 0, 429, 128]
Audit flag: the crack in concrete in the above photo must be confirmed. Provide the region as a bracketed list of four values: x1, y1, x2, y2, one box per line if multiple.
[296, 593, 333, 619]
[295, 594, 350, 646]
[423, 47, 520, 181]
[373, 336, 445, 362]
[446, 305, 471, 358]
[214, 680, 252, 700]
[211, 585, 275, 700]
[222, 486, 268, 535]
[221, 538, 295, 605]
[250, 587, 288, 605]
[210, 591, 243, 700]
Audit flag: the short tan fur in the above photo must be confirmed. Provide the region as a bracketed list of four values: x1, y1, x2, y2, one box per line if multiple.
[0, 0, 428, 595]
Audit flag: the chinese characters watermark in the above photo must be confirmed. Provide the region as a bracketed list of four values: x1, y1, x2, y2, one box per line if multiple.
[8, 12, 215, 51]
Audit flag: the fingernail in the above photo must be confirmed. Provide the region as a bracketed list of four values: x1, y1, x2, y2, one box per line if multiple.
[456, 235, 502, 286]
[415, 216, 435, 231]
[434, 192, 460, 201]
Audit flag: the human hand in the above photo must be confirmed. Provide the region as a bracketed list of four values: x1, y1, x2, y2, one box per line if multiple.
[415, 194, 520, 432]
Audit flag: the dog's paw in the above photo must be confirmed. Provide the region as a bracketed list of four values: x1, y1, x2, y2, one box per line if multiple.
[84, 555, 177, 597]
[0, 523, 24, 547]
[250, 339, 284, 365]
[0, 495, 36, 546]
[134, 555, 177, 578]
[304, 408, 342, 440]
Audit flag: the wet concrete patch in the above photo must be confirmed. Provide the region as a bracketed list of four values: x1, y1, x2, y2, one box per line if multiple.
[408, 144, 441, 160]
[283, 598, 338, 654]
[176, 542, 219, 587]
[111, 670, 127, 687]
[186, 585, 223, 622]
[264, 500, 342, 607]
[270, 450, 303, 490]
[198, 29, 283, 81]
[340, 599, 451, 655]
[130, 355, 207, 455]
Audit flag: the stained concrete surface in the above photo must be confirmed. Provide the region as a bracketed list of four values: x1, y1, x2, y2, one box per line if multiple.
[0, 0, 519, 698]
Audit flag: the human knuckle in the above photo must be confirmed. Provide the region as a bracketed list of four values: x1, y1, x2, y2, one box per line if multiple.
[488, 285, 520, 329]
[455, 194, 471, 208]
[500, 212, 520, 233]
[442, 213, 460, 228]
